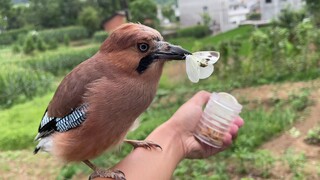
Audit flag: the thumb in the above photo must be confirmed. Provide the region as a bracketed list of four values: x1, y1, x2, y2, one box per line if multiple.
[188, 91, 211, 107]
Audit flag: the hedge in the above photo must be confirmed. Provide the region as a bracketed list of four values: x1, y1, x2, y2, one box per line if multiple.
[177, 25, 211, 38]
[93, 31, 109, 43]
[39, 26, 89, 43]
[0, 64, 53, 107]
[0, 27, 31, 45]
[26, 46, 99, 76]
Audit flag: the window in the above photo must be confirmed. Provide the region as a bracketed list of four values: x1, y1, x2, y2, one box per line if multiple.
[203, 6, 208, 12]
[266, 0, 272, 3]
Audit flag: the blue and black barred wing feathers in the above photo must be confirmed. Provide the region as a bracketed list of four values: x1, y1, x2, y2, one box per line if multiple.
[35, 104, 88, 140]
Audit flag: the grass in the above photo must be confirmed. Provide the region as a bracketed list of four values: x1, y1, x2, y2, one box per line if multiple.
[168, 25, 257, 55]
[0, 93, 53, 150]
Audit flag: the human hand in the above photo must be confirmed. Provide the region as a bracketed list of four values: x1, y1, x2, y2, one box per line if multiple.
[165, 91, 244, 159]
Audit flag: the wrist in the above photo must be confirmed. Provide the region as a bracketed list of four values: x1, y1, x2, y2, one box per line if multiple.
[145, 120, 186, 162]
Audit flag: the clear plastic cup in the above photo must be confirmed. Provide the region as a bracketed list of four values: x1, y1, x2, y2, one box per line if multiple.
[194, 92, 242, 148]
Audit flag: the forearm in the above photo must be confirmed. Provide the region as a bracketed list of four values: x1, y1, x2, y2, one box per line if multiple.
[99, 121, 185, 180]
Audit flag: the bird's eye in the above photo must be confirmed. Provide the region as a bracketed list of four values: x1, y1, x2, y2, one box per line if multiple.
[138, 43, 149, 52]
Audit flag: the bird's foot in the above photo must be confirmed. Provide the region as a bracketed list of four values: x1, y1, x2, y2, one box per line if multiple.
[124, 139, 162, 150]
[89, 169, 126, 180]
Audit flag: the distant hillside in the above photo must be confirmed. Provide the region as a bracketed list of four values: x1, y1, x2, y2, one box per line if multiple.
[154, 0, 175, 5]
[12, 0, 28, 4]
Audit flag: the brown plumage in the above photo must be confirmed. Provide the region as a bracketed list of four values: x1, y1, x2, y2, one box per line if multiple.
[34, 23, 190, 179]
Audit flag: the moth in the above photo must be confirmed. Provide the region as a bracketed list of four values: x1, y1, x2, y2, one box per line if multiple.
[186, 51, 220, 83]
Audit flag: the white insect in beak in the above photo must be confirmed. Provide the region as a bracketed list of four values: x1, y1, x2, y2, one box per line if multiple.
[186, 51, 220, 83]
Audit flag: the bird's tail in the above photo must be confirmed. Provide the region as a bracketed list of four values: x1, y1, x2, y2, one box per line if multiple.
[129, 118, 140, 132]
[34, 147, 40, 154]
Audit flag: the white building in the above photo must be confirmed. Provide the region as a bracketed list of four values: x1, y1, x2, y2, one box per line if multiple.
[178, 0, 258, 33]
[178, 0, 304, 33]
[260, 0, 305, 20]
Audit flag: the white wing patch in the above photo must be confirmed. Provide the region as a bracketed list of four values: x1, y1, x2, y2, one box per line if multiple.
[186, 51, 220, 83]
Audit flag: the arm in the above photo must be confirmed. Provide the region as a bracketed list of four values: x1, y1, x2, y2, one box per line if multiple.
[97, 91, 244, 180]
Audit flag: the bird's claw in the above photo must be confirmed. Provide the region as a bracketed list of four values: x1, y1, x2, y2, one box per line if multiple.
[89, 169, 126, 180]
[124, 140, 162, 151]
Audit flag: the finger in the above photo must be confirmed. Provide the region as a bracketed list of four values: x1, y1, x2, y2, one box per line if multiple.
[229, 124, 239, 137]
[188, 90, 211, 106]
[233, 116, 244, 127]
[222, 133, 232, 146]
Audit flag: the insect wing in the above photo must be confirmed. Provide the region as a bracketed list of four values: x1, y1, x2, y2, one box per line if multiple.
[193, 51, 220, 65]
[199, 65, 214, 79]
[186, 55, 200, 83]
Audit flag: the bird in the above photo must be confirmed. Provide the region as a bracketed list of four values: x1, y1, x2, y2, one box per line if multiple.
[34, 23, 191, 180]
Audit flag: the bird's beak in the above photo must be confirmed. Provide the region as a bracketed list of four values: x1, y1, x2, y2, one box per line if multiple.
[153, 41, 191, 60]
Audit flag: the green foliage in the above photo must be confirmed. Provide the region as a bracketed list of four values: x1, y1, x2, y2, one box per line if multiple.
[304, 126, 320, 145]
[57, 165, 79, 180]
[247, 12, 261, 20]
[12, 44, 21, 53]
[0, 93, 53, 150]
[36, 36, 47, 52]
[0, 27, 31, 45]
[232, 149, 275, 177]
[283, 149, 306, 179]
[78, 7, 100, 36]
[275, 8, 306, 30]
[93, 31, 109, 43]
[39, 26, 89, 42]
[177, 25, 211, 38]
[26, 46, 98, 76]
[201, 12, 211, 27]
[63, 34, 70, 46]
[130, 0, 159, 28]
[162, 4, 175, 22]
[28, 0, 83, 28]
[288, 90, 310, 111]
[22, 33, 37, 54]
[47, 39, 58, 50]
[305, 0, 320, 26]
[0, 64, 53, 108]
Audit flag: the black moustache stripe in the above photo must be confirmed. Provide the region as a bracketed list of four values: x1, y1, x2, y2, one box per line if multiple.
[136, 54, 158, 74]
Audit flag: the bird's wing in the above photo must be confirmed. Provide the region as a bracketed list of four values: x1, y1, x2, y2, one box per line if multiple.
[35, 104, 88, 140]
[35, 59, 104, 140]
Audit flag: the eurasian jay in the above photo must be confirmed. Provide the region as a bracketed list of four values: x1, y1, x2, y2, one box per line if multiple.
[34, 23, 191, 180]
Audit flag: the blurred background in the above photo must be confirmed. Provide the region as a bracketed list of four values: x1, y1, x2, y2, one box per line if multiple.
[0, 0, 320, 179]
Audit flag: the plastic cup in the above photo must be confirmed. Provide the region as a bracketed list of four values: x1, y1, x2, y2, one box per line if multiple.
[194, 92, 242, 148]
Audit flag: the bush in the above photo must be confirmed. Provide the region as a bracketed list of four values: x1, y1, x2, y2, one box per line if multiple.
[0, 64, 53, 107]
[0, 27, 31, 45]
[22, 34, 36, 54]
[177, 25, 211, 38]
[78, 7, 100, 36]
[47, 39, 58, 50]
[93, 31, 109, 42]
[36, 36, 47, 52]
[26, 46, 98, 76]
[64, 34, 70, 46]
[12, 44, 21, 53]
[39, 26, 89, 42]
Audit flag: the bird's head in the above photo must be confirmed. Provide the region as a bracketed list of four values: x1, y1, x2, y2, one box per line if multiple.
[100, 23, 191, 75]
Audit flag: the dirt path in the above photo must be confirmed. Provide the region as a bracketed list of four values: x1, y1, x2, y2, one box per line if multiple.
[232, 79, 320, 179]
[231, 79, 320, 157]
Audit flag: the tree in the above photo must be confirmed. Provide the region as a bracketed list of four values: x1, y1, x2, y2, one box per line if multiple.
[28, 0, 62, 28]
[78, 7, 100, 35]
[58, 0, 82, 26]
[274, 8, 305, 43]
[305, 0, 320, 26]
[201, 12, 211, 27]
[129, 0, 159, 29]
[162, 4, 175, 22]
